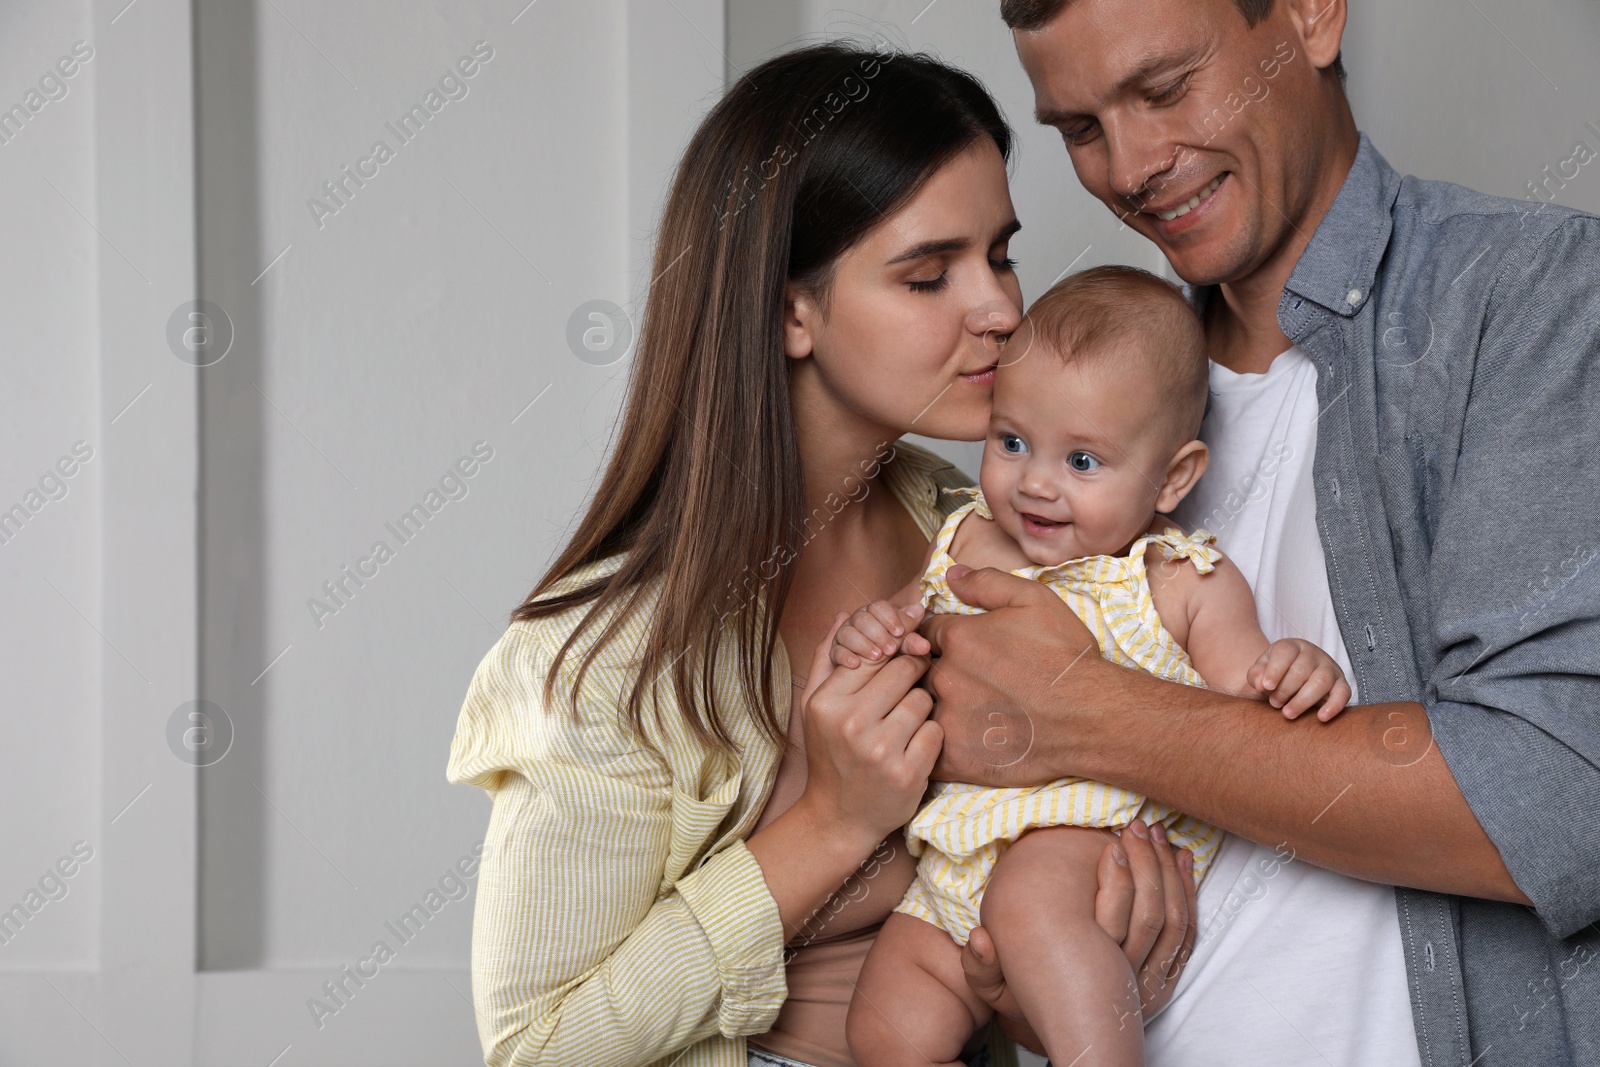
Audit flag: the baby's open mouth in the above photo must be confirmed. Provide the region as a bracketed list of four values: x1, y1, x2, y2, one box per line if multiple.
[1020, 512, 1066, 532]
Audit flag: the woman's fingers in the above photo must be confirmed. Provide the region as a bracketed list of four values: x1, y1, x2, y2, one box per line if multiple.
[1143, 825, 1191, 984]
[1094, 832, 1135, 945]
[1116, 821, 1166, 971]
[805, 612, 848, 698]
[961, 927, 1047, 1055]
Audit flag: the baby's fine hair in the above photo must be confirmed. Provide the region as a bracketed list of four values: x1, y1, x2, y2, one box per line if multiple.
[1019, 265, 1210, 441]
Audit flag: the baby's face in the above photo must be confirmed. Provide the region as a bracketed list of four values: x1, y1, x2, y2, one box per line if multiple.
[979, 342, 1181, 565]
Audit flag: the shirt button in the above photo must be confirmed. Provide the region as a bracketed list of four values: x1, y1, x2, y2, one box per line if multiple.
[1346, 288, 1362, 306]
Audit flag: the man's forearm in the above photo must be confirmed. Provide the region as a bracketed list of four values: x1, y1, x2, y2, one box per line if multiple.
[1063, 664, 1530, 904]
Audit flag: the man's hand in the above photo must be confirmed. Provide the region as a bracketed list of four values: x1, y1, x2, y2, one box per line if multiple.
[960, 821, 1200, 1052]
[919, 564, 1110, 786]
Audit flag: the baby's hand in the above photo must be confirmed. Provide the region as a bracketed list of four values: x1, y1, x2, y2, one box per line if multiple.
[1246, 638, 1352, 721]
[830, 599, 930, 669]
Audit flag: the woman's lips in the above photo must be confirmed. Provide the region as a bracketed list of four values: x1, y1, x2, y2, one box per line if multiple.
[959, 364, 997, 385]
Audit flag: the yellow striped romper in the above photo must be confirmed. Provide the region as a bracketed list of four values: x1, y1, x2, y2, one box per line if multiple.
[896, 487, 1227, 944]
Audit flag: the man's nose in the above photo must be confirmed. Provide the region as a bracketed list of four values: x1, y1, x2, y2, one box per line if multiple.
[1104, 117, 1181, 205]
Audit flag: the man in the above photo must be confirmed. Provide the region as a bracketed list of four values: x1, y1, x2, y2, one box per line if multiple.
[925, 0, 1600, 1063]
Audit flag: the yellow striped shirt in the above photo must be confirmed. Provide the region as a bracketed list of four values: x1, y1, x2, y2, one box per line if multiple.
[446, 441, 975, 1067]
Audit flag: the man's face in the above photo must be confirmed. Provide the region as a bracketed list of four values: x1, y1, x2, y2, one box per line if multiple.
[1015, 0, 1328, 286]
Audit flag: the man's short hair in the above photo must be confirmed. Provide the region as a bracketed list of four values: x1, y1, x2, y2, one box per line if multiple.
[1000, 0, 1346, 84]
[1020, 265, 1210, 443]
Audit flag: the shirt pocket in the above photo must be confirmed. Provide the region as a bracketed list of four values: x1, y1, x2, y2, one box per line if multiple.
[661, 768, 745, 891]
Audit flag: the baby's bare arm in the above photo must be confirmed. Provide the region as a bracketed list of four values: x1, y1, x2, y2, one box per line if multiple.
[1150, 537, 1352, 719]
[1149, 546, 1272, 697]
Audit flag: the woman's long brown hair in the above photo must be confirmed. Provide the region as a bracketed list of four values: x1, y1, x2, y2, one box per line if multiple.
[514, 43, 1012, 751]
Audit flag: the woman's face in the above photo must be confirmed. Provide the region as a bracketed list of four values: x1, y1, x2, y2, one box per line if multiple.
[785, 139, 1024, 443]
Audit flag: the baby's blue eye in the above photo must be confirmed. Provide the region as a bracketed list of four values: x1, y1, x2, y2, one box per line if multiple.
[1000, 434, 1028, 455]
[1069, 451, 1101, 472]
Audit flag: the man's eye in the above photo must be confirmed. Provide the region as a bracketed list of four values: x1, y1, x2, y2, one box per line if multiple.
[1148, 75, 1191, 105]
[1069, 451, 1101, 472]
[1062, 122, 1099, 146]
[1000, 434, 1028, 455]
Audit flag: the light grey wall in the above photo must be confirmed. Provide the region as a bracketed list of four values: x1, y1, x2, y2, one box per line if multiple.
[0, 0, 101, 976]
[191, 0, 725, 985]
[1345, 0, 1600, 213]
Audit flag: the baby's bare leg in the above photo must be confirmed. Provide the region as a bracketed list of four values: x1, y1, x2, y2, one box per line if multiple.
[981, 826, 1143, 1067]
[848, 911, 993, 1067]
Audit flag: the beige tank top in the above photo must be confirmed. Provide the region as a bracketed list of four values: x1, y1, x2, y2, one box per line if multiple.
[746, 675, 918, 1067]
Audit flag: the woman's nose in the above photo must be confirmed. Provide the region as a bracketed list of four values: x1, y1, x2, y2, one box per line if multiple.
[966, 298, 1021, 354]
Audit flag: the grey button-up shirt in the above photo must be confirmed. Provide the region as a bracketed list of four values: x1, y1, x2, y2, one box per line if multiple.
[1208, 134, 1600, 1065]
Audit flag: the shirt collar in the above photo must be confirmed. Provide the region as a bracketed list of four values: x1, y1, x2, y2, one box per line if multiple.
[881, 439, 960, 536]
[1183, 133, 1403, 323]
[1282, 132, 1403, 318]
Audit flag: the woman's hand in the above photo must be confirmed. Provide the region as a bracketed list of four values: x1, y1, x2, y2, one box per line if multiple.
[960, 821, 1199, 1052]
[796, 611, 943, 854]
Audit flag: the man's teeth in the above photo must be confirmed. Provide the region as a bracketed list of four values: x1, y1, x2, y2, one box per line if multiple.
[1157, 176, 1224, 222]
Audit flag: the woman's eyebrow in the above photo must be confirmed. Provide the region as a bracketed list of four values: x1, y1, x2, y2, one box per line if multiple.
[886, 237, 968, 265]
[888, 220, 1021, 266]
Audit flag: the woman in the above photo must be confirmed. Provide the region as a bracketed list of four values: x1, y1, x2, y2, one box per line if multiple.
[447, 43, 1196, 1067]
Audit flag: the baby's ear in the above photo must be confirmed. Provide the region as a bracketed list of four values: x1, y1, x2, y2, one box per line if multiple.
[1155, 439, 1209, 513]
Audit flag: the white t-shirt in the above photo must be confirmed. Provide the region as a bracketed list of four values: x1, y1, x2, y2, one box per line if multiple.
[1140, 347, 1422, 1064]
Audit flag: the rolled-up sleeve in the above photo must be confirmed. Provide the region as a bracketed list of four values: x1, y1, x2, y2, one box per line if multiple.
[1423, 217, 1600, 939]
[447, 626, 788, 1066]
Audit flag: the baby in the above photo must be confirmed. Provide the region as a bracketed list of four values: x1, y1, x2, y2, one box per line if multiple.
[837, 266, 1351, 1067]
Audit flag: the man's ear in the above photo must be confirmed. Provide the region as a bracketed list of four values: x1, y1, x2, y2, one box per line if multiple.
[784, 282, 820, 360]
[1155, 439, 1209, 514]
[1284, 0, 1347, 76]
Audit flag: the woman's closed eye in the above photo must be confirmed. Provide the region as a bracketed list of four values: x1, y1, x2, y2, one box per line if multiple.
[909, 255, 1017, 294]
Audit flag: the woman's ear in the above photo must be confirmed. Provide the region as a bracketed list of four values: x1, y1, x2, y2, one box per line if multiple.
[1155, 440, 1209, 514]
[784, 282, 819, 360]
